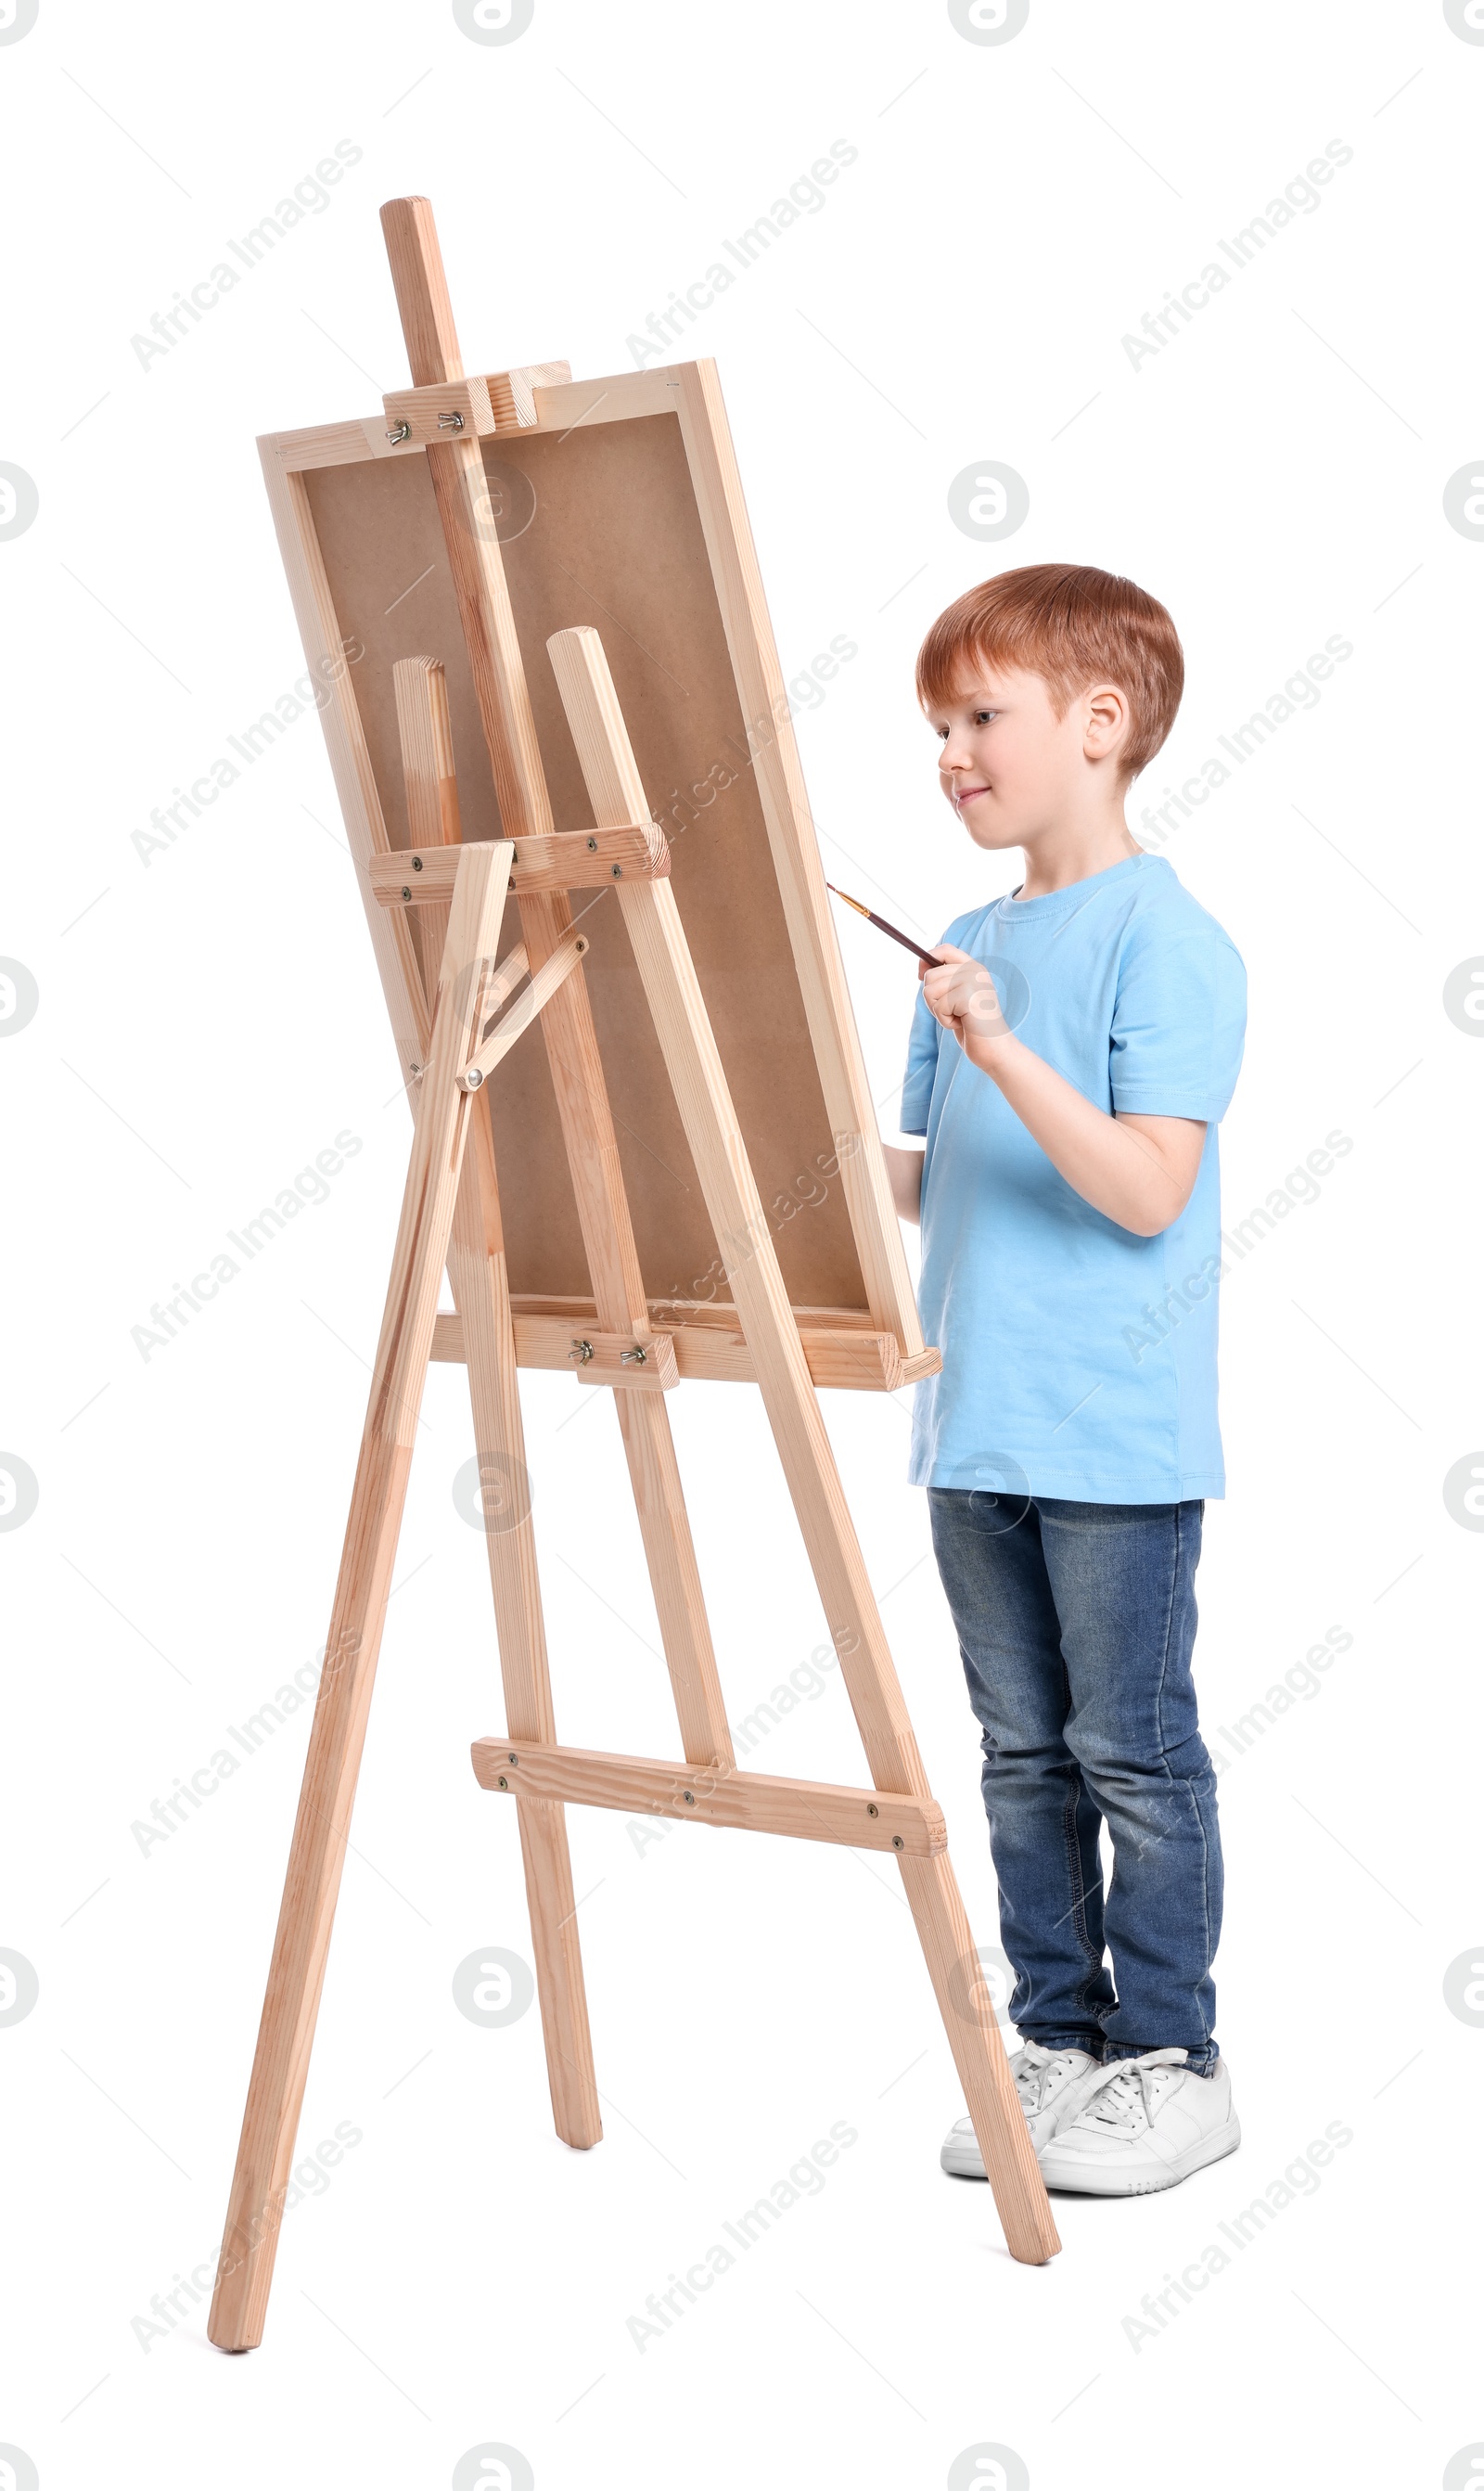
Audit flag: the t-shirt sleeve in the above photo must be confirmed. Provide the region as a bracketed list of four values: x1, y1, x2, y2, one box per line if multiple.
[900, 986, 940, 1136]
[1108, 925, 1247, 1121]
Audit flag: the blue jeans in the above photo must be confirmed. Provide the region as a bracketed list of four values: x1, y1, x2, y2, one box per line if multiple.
[928, 1488, 1222, 2073]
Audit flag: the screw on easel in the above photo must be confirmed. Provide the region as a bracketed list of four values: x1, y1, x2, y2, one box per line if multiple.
[586, 836, 598, 851]
[385, 420, 411, 444]
[568, 1338, 595, 1363]
[610, 864, 623, 877]
[866, 1803, 879, 1817]
[401, 886, 412, 901]
[411, 855, 423, 871]
[619, 1344, 648, 1366]
[891, 1836, 904, 1849]
[683, 1791, 696, 1805]
[437, 409, 465, 431]
[497, 1776, 508, 1790]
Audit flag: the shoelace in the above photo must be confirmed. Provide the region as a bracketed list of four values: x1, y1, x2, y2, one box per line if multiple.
[1012, 2043, 1081, 2114]
[1072, 2048, 1189, 2131]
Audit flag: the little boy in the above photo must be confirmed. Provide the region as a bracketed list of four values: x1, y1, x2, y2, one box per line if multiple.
[881, 564, 1247, 2196]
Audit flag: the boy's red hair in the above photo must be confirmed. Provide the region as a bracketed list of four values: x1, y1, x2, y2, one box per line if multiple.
[915, 563, 1183, 780]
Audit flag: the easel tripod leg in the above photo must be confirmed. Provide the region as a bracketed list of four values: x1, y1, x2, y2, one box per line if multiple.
[545, 627, 1059, 2265]
[898, 1851, 1061, 2264]
[207, 1434, 414, 2349]
[514, 1797, 600, 2142]
[391, 657, 603, 2151]
[208, 843, 510, 2349]
[450, 1111, 603, 2150]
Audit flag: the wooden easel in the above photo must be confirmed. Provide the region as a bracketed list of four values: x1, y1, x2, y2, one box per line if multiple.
[208, 200, 1058, 2350]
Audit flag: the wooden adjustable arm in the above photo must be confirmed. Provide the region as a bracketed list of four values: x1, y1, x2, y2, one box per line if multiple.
[455, 929, 589, 1092]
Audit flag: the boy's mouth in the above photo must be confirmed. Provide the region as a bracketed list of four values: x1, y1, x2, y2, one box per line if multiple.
[953, 784, 990, 806]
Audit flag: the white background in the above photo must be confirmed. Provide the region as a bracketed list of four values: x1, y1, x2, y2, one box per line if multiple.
[2, 2, 1480, 2485]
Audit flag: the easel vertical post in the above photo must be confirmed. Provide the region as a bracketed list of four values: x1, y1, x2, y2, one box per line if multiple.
[379, 195, 736, 1776]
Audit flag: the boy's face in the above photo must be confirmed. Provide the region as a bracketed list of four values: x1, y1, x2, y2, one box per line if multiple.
[927, 662, 1127, 852]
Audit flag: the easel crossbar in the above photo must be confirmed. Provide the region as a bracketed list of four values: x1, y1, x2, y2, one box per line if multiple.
[471, 1739, 947, 1855]
[367, 821, 668, 908]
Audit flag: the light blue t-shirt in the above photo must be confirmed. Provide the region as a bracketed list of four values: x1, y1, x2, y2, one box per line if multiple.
[902, 852, 1247, 1503]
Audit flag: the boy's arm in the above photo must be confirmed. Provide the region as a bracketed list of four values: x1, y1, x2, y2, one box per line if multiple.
[920, 947, 1205, 1238]
[882, 1142, 924, 1225]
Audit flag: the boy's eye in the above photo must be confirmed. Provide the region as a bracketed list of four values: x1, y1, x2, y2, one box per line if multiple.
[974, 710, 997, 725]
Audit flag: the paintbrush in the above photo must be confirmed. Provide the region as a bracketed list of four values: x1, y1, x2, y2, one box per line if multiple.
[825, 883, 943, 970]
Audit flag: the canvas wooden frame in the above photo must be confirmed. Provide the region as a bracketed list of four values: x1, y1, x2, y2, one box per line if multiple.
[258, 358, 938, 1393]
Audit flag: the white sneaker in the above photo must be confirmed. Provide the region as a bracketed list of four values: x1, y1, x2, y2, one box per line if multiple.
[1037, 2048, 1240, 2195]
[940, 2042, 1101, 2178]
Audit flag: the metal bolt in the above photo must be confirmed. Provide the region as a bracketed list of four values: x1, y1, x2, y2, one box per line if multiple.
[508, 1752, 518, 1764]
[411, 855, 423, 872]
[464, 1066, 484, 1090]
[568, 1338, 595, 1363]
[891, 1835, 904, 1849]
[866, 1803, 878, 1817]
[497, 1776, 508, 1790]
[683, 1791, 695, 1805]
[611, 864, 623, 877]
[620, 1344, 648, 1366]
[401, 886, 412, 901]
[586, 836, 598, 852]
[385, 420, 411, 444]
[437, 409, 465, 431]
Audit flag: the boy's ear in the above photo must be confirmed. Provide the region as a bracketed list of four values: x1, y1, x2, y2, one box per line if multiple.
[1082, 680, 1132, 763]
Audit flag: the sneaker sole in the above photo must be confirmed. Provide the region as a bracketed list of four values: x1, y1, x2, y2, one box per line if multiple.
[1039, 2112, 1241, 2196]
